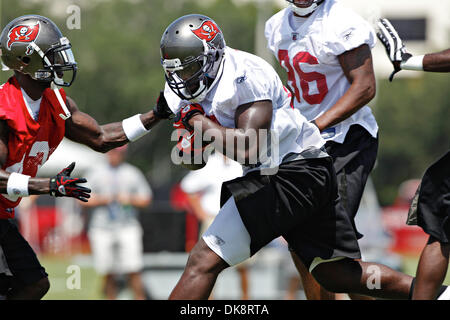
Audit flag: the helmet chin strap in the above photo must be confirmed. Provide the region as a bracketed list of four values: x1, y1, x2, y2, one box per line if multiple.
[290, 3, 319, 16]
[28, 41, 71, 120]
[51, 82, 71, 120]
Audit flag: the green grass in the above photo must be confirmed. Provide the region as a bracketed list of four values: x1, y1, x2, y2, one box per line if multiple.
[39, 255, 103, 300]
[402, 255, 450, 285]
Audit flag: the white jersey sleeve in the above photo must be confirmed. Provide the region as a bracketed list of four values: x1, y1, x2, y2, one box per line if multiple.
[323, 3, 377, 56]
[231, 51, 280, 108]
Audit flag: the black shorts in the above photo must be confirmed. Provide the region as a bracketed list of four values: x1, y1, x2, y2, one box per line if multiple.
[408, 150, 450, 243]
[221, 155, 361, 270]
[0, 273, 12, 295]
[0, 219, 48, 290]
[325, 125, 378, 239]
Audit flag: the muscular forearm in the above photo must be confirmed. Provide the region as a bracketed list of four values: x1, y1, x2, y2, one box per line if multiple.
[128, 195, 151, 208]
[0, 170, 50, 195]
[423, 49, 450, 72]
[317, 44, 376, 131]
[98, 110, 160, 152]
[188, 115, 259, 165]
[66, 93, 163, 153]
[186, 193, 209, 221]
[80, 194, 111, 207]
[315, 82, 375, 131]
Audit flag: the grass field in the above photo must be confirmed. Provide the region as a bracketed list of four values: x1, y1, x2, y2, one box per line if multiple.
[39, 253, 450, 300]
[40, 255, 103, 300]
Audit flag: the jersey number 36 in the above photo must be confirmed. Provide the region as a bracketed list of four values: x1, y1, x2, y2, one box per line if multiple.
[278, 50, 328, 105]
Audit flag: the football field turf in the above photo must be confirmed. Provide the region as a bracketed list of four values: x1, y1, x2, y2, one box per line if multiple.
[39, 254, 450, 300]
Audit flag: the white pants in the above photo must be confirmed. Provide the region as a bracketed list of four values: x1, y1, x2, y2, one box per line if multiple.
[202, 196, 345, 271]
[88, 224, 143, 275]
[202, 197, 251, 266]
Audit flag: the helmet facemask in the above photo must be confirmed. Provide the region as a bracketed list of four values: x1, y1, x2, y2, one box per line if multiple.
[163, 40, 222, 102]
[31, 37, 77, 87]
[286, 0, 324, 17]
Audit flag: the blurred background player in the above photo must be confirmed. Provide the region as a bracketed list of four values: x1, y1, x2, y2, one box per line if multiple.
[377, 18, 450, 300]
[179, 151, 248, 299]
[265, 0, 379, 299]
[0, 14, 170, 299]
[82, 145, 152, 300]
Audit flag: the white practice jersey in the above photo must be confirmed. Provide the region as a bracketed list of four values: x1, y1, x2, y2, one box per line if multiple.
[265, 0, 378, 143]
[164, 46, 325, 172]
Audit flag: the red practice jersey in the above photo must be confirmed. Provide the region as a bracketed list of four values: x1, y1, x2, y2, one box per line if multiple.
[0, 77, 66, 219]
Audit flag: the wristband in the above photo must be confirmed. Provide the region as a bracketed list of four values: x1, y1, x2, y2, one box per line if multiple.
[7, 172, 30, 197]
[122, 114, 151, 142]
[401, 55, 424, 71]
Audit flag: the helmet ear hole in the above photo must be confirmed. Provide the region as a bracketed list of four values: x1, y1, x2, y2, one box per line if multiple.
[21, 56, 31, 64]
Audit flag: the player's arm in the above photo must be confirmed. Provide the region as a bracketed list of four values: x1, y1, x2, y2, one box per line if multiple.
[313, 44, 376, 132]
[0, 120, 90, 201]
[186, 193, 209, 222]
[79, 193, 112, 207]
[64, 91, 172, 153]
[377, 18, 450, 79]
[421, 49, 450, 72]
[116, 193, 151, 209]
[177, 101, 273, 165]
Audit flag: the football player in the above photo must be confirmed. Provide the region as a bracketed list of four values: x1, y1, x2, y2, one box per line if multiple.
[160, 14, 440, 300]
[0, 15, 171, 299]
[378, 18, 450, 300]
[264, 0, 383, 300]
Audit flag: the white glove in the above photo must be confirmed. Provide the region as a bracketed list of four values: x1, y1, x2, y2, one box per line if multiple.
[377, 18, 412, 81]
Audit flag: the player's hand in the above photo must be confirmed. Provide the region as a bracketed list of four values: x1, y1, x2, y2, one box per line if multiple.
[153, 91, 173, 119]
[174, 129, 210, 170]
[116, 193, 132, 206]
[173, 103, 205, 131]
[377, 18, 412, 81]
[49, 162, 91, 202]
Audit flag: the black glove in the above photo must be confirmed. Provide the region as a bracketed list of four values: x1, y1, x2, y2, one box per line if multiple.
[50, 162, 91, 202]
[153, 91, 173, 119]
[377, 18, 412, 82]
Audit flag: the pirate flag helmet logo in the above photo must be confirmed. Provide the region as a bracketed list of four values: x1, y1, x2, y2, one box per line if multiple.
[6, 22, 40, 50]
[191, 20, 220, 42]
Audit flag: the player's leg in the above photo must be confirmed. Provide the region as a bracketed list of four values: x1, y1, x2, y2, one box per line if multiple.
[128, 272, 146, 300]
[306, 125, 378, 300]
[103, 273, 117, 300]
[284, 170, 413, 300]
[0, 220, 49, 300]
[413, 236, 450, 299]
[290, 251, 335, 300]
[169, 238, 229, 299]
[88, 227, 115, 299]
[407, 151, 450, 299]
[169, 197, 254, 300]
[311, 258, 413, 299]
[117, 224, 146, 300]
[287, 206, 415, 299]
[236, 263, 249, 300]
